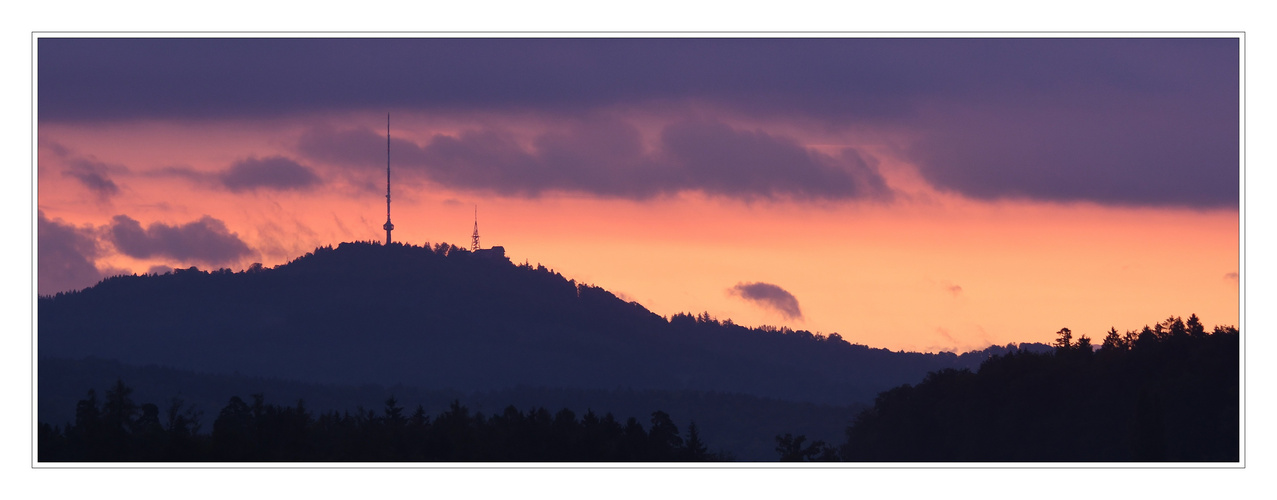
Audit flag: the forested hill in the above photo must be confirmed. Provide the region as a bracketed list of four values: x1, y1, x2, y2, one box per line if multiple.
[39, 241, 1044, 407]
[840, 323, 1239, 461]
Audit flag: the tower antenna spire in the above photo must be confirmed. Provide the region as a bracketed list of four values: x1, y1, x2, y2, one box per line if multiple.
[471, 205, 480, 252]
[383, 113, 394, 245]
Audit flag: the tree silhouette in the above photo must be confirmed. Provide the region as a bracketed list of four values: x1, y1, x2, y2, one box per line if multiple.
[1187, 314, 1206, 338]
[647, 410, 683, 458]
[1053, 328, 1073, 351]
[774, 433, 837, 462]
[682, 421, 709, 460]
[1101, 327, 1124, 351]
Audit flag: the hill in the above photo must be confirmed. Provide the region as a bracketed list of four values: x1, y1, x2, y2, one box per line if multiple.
[41, 241, 1038, 405]
[39, 241, 1062, 460]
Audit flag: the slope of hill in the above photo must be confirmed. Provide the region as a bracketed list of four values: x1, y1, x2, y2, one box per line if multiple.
[38, 241, 1041, 408]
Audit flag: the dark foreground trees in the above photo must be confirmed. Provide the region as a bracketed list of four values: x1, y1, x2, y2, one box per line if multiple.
[40, 388, 728, 462]
[838, 317, 1239, 462]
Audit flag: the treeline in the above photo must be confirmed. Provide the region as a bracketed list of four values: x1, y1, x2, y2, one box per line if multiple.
[39, 381, 727, 462]
[834, 315, 1239, 462]
[40, 357, 862, 461]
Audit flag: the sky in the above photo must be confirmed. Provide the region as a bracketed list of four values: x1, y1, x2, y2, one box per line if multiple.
[35, 37, 1240, 353]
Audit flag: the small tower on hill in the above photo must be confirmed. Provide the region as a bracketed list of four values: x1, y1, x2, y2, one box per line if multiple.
[471, 206, 480, 252]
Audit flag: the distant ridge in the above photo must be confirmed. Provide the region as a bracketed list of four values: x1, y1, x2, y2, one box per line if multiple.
[39, 241, 1048, 407]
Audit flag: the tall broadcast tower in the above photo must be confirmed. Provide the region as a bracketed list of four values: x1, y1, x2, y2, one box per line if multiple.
[383, 114, 394, 245]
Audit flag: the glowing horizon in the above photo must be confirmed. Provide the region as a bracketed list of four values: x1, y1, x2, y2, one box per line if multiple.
[36, 38, 1240, 354]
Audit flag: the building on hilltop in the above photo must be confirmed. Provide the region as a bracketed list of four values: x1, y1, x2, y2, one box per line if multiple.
[470, 206, 508, 261]
[474, 245, 507, 261]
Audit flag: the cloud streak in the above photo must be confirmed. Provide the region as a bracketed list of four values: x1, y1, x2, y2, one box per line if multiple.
[62, 157, 121, 201]
[730, 282, 803, 320]
[44, 142, 125, 202]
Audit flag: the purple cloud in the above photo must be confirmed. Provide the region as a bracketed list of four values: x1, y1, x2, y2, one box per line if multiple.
[730, 282, 803, 320]
[906, 97, 1238, 208]
[220, 155, 320, 192]
[44, 142, 125, 202]
[107, 214, 253, 266]
[297, 118, 888, 201]
[38, 211, 108, 295]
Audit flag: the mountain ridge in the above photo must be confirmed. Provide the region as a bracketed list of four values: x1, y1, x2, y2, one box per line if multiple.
[39, 240, 1050, 407]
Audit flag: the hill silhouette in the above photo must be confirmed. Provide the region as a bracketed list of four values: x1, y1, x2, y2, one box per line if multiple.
[42, 241, 1035, 406]
[39, 241, 1065, 460]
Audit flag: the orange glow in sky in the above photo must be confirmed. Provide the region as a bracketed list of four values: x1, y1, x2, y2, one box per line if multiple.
[37, 116, 1239, 353]
[35, 38, 1242, 354]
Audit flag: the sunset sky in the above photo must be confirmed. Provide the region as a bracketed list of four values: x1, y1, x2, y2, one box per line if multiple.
[35, 37, 1240, 353]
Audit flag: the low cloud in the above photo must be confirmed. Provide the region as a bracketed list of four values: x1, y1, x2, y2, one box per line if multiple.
[729, 282, 803, 320]
[41, 211, 255, 293]
[38, 211, 110, 295]
[946, 284, 963, 297]
[1224, 272, 1238, 281]
[296, 118, 891, 202]
[107, 214, 253, 266]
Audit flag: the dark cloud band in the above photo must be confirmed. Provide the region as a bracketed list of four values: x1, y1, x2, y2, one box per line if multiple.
[40, 38, 1239, 208]
[298, 119, 889, 201]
